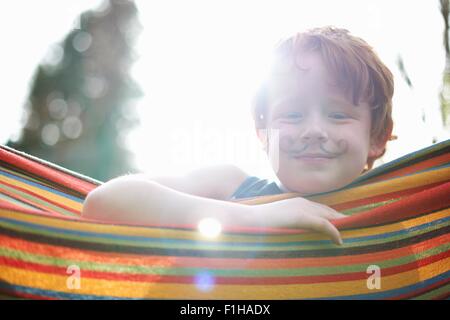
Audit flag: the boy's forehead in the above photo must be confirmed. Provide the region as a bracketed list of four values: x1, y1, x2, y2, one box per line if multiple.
[266, 67, 343, 108]
[268, 51, 339, 94]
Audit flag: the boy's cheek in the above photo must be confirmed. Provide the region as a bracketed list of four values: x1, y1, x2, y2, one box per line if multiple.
[277, 130, 302, 152]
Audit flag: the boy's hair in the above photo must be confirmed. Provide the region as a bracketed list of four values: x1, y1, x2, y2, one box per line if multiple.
[252, 26, 394, 170]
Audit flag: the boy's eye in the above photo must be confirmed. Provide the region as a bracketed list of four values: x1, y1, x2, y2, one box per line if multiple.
[280, 112, 303, 122]
[329, 112, 350, 120]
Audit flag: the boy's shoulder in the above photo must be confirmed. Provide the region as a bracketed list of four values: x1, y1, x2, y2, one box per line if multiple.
[140, 164, 249, 201]
[184, 164, 249, 200]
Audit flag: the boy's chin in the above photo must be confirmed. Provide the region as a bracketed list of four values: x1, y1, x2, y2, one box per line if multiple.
[282, 178, 348, 195]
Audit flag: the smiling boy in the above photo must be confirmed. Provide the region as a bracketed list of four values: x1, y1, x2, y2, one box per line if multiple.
[82, 26, 394, 245]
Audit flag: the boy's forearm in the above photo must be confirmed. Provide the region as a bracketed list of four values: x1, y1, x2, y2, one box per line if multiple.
[82, 178, 255, 227]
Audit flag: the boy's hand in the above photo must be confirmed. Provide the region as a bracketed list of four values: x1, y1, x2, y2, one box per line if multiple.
[252, 197, 347, 245]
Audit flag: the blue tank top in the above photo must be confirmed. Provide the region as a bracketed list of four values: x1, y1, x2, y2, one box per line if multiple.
[230, 176, 284, 200]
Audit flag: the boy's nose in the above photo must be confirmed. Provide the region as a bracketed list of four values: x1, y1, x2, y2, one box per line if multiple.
[298, 120, 329, 143]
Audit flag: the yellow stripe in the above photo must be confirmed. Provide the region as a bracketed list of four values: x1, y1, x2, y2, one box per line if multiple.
[0, 207, 448, 244]
[340, 208, 450, 239]
[0, 174, 82, 212]
[315, 167, 450, 205]
[0, 258, 448, 299]
[239, 167, 450, 206]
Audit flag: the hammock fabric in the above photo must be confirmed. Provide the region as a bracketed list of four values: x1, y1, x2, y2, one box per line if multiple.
[0, 141, 449, 300]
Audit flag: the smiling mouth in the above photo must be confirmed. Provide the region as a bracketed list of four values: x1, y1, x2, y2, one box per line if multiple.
[291, 153, 335, 159]
[291, 153, 336, 164]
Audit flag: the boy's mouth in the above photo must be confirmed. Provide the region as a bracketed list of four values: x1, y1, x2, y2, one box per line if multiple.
[293, 153, 335, 158]
[291, 152, 335, 159]
[290, 152, 336, 165]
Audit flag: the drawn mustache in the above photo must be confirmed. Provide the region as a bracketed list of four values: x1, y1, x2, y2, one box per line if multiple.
[283, 139, 348, 157]
[263, 129, 348, 158]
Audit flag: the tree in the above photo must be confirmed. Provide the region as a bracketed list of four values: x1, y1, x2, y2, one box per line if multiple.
[8, 0, 142, 182]
[439, 0, 450, 129]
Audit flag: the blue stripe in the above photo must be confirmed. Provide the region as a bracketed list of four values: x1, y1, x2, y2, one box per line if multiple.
[351, 139, 450, 183]
[0, 280, 137, 300]
[0, 169, 83, 203]
[318, 270, 450, 300]
[0, 215, 448, 248]
[0, 272, 448, 300]
[349, 162, 450, 188]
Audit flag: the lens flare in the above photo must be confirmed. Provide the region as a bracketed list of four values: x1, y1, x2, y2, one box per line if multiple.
[194, 271, 215, 292]
[197, 218, 222, 238]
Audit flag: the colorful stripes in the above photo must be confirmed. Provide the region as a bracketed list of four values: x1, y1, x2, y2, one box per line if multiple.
[0, 140, 449, 299]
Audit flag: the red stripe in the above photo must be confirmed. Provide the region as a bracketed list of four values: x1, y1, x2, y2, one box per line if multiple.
[0, 147, 97, 195]
[1, 182, 449, 235]
[1, 232, 448, 270]
[333, 181, 444, 212]
[362, 153, 450, 184]
[0, 286, 55, 300]
[389, 278, 450, 300]
[432, 292, 450, 300]
[333, 181, 450, 230]
[0, 250, 447, 285]
[1, 187, 51, 213]
[0, 201, 73, 219]
[217, 181, 450, 234]
[0, 179, 81, 215]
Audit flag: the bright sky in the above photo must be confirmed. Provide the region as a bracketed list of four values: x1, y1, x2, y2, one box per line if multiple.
[1, 0, 449, 179]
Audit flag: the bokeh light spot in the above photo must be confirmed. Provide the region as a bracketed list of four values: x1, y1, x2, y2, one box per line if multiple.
[73, 31, 92, 53]
[62, 116, 83, 139]
[41, 123, 60, 146]
[83, 76, 106, 98]
[48, 98, 68, 120]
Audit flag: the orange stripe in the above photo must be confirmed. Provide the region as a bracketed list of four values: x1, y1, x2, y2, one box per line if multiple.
[0, 180, 80, 214]
[1, 252, 448, 285]
[363, 153, 450, 184]
[0, 147, 97, 195]
[0, 187, 55, 213]
[1, 232, 448, 270]
[333, 181, 444, 212]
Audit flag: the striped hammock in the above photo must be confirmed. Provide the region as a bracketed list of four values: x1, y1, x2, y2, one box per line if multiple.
[0, 141, 449, 300]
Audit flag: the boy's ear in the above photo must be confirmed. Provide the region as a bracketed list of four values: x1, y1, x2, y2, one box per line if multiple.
[368, 138, 385, 159]
[255, 128, 268, 150]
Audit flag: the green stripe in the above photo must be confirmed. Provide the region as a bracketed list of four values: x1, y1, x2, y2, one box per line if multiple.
[342, 198, 400, 215]
[0, 217, 448, 251]
[0, 165, 88, 200]
[412, 283, 450, 300]
[0, 293, 21, 300]
[0, 183, 78, 217]
[1, 167, 56, 190]
[0, 144, 103, 185]
[0, 243, 448, 277]
[0, 192, 41, 211]
[351, 139, 449, 184]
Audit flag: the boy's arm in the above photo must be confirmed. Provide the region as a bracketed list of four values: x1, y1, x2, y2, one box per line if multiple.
[82, 165, 252, 226]
[141, 164, 249, 200]
[82, 165, 345, 244]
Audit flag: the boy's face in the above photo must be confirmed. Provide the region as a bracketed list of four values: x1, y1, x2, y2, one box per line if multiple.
[259, 52, 383, 194]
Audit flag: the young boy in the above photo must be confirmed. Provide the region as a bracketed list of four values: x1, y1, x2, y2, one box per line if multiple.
[82, 26, 394, 245]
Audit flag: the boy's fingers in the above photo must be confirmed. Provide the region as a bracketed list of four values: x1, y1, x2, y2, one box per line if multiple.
[314, 203, 347, 219]
[300, 215, 343, 245]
